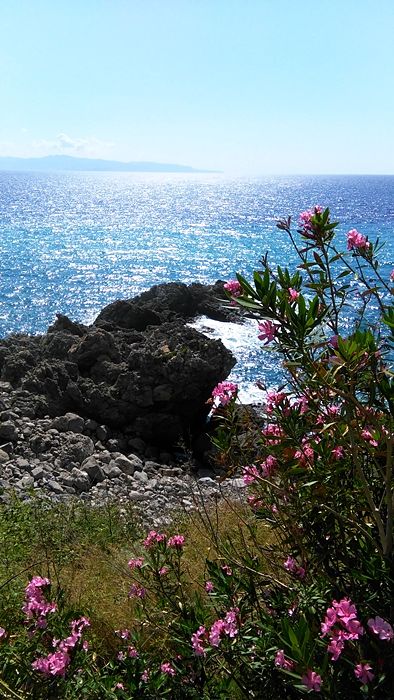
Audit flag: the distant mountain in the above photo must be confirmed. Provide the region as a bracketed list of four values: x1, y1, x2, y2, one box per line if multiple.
[0, 155, 213, 173]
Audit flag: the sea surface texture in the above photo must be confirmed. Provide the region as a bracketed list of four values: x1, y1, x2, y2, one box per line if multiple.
[0, 172, 393, 401]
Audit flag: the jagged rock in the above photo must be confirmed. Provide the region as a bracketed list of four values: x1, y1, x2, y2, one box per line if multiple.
[51, 413, 85, 434]
[0, 283, 235, 447]
[0, 421, 18, 441]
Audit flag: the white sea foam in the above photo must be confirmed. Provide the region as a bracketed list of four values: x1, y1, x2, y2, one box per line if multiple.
[189, 316, 284, 405]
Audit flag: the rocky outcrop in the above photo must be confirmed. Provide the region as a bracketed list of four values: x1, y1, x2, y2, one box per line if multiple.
[0, 282, 236, 446]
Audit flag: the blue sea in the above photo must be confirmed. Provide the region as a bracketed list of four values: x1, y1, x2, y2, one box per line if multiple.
[0, 172, 393, 401]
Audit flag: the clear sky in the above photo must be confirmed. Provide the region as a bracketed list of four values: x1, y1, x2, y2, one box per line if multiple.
[1, 0, 393, 174]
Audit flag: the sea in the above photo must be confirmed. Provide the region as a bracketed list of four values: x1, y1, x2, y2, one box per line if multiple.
[0, 172, 393, 402]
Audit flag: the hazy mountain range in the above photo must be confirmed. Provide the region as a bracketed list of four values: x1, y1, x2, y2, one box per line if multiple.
[0, 155, 212, 173]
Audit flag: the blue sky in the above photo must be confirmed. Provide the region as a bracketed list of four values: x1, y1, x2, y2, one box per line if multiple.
[1, 0, 393, 174]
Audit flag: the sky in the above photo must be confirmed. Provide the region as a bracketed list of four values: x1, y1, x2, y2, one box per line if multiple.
[1, 0, 394, 175]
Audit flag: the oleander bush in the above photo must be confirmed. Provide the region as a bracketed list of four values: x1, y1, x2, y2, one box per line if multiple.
[0, 207, 393, 698]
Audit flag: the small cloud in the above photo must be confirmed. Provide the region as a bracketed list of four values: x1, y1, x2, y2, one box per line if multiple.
[32, 133, 115, 158]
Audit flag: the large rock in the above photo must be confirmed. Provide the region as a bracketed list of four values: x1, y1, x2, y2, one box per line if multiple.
[0, 282, 236, 447]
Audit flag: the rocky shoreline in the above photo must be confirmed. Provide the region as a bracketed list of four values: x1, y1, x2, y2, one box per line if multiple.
[0, 281, 248, 525]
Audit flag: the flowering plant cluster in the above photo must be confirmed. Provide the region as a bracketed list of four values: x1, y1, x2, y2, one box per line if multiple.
[214, 206, 394, 696]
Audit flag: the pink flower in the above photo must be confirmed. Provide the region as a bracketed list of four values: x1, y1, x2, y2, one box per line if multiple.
[128, 557, 144, 569]
[204, 580, 214, 593]
[284, 556, 305, 579]
[242, 464, 260, 485]
[368, 616, 394, 641]
[354, 662, 374, 684]
[209, 619, 226, 646]
[223, 608, 239, 638]
[191, 625, 207, 656]
[159, 566, 169, 576]
[258, 320, 278, 344]
[265, 390, 286, 413]
[32, 651, 71, 677]
[288, 288, 299, 302]
[274, 649, 295, 670]
[224, 280, 242, 297]
[390, 269, 394, 282]
[128, 645, 139, 658]
[361, 429, 378, 447]
[327, 635, 345, 661]
[141, 669, 150, 682]
[329, 335, 339, 349]
[0, 627, 6, 639]
[116, 628, 131, 640]
[347, 228, 370, 251]
[221, 564, 232, 576]
[334, 598, 357, 626]
[143, 530, 166, 548]
[167, 534, 185, 548]
[260, 454, 278, 477]
[161, 662, 176, 676]
[128, 584, 146, 599]
[298, 206, 323, 237]
[115, 683, 125, 690]
[301, 669, 322, 692]
[212, 381, 238, 407]
[331, 446, 344, 460]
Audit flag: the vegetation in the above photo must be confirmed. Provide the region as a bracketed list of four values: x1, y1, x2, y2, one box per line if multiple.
[1, 206, 393, 697]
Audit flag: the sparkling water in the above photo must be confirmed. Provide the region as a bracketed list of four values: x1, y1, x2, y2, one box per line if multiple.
[1, 172, 393, 400]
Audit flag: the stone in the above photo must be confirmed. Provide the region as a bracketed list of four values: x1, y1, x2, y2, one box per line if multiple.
[0, 448, 10, 463]
[81, 457, 105, 484]
[51, 412, 85, 434]
[113, 454, 138, 475]
[0, 421, 18, 441]
[132, 470, 148, 484]
[31, 465, 45, 480]
[70, 468, 90, 493]
[46, 479, 64, 494]
[102, 463, 122, 479]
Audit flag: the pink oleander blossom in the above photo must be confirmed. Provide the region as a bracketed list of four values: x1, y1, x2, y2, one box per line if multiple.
[347, 228, 370, 251]
[260, 454, 278, 477]
[368, 616, 394, 641]
[128, 645, 139, 658]
[161, 662, 176, 676]
[361, 429, 378, 447]
[274, 649, 295, 670]
[167, 534, 185, 548]
[0, 627, 6, 639]
[224, 280, 242, 297]
[32, 651, 71, 677]
[242, 464, 260, 485]
[258, 320, 278, 344]
[212, 381, 238, 407]
[354, 663, 374, 684]
[159, 566, 169, 576]
[128, 584, 146, 599]
[221, 564, 233, 576]
[204, 580, 214, 593]
[191, 625, 207, 656]
[327, 635, 345, 661]
[128, 557, 144, 569]
[301, 669, 322, 692]
[116, 628, 130, 640]
[284, 556, 305, 579]
[288, 287, 299, 302]
[143, 530, 166, 548]
[332, 446, 344, 460]
[299, 205, 323, 230]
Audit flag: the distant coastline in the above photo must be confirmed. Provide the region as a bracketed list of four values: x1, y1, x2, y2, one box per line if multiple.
[0, 154, 218, 173]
